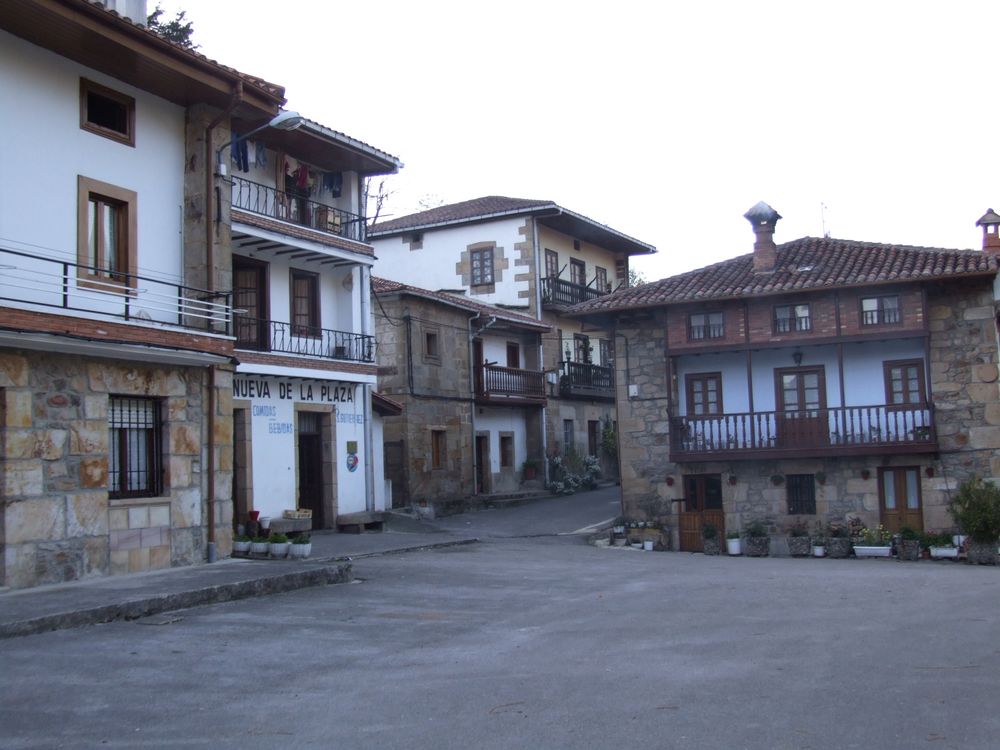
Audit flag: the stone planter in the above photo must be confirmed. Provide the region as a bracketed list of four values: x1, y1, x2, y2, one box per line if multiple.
[702, 537, 721, 556]
[966, 540, 998, 565]
[897, 539, 921, 561]
[826, 538, 852, 558]
[744, 536, 770, 557]
[788, 536, 811, 557]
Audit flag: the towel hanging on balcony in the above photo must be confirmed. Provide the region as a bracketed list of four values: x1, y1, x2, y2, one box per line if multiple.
[322, 171, 343, 198]
[230, 130, 249, 173]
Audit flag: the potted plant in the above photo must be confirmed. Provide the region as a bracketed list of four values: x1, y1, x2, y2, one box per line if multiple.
[701, 523, 721, 556]
[522, 458, 540, 481]
[268, 532, 290, 559]
[611, 516, 626, 536]
[743, 519, 770, 557]
[289, 535, 312, 558]
[948, 476, 1000, 565]
[826, 522, 852, 558]
[787, 520, 811, 557]
[926, 531, 959, 560]
[250, 535, 270, 556]
[233, 533, 251, 556]
[854, 524, 892, 557]
[897, 526, 921, 561]
[726, 530, 742, 556]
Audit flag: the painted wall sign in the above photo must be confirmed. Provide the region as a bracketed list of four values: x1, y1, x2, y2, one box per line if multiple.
[233, 377, 356, 403]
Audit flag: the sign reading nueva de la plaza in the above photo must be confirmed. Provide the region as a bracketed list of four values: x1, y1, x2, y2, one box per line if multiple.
[233, 375, 356, 404]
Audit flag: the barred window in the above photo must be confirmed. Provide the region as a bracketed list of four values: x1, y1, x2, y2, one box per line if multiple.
[786, 474, 816, 515]
[471, 247, 494, 286]
[109, 396, 162, 499]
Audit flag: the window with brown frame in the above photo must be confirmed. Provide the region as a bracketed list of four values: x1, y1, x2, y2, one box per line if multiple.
[774, 303, 811, 333]
[545, 249, 559, 279]
[686, 373, 723, 415]
[471, 246, 494, 286]
[506, 342, 520, 368]
[884, 359, 926, 407]
[588, 420, 600, 456]
[431, 430, 446, 470]
[861, 295, 901, 326]
[290, 270, 320, 336]
[688, 311, 724, 340]
[77, 176, 137, 288]
[570, 258, 586, 287]
[500, 434, 514, 468]
[595, 266, 609, 292]
[80, 79, 135, 147]
[109, 396, 162, 499]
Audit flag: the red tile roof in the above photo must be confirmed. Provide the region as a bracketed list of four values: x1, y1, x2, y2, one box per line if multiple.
[370, 196, 555, 234]
[566, 236, 998, 315]
[372, 277, 550, 331]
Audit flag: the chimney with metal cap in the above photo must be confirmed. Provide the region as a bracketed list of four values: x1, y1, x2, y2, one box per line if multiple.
[744, 201, 782, 272]
[975, 208, 1000, 256]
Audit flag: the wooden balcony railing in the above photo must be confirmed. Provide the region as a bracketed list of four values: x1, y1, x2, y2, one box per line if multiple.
[231, 176, 366, 242]
[559, 361, 614, 401]
[476, 364, 546, 404]
[671, 404, 936, 461]
[541, 277, 608, 307]
[235, 315, 374, 363]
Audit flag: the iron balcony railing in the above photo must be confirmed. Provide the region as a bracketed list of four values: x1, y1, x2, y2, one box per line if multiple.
[476, 364, 546, 402]
[0, 246, 231, 333]
[671, 404, 936, 460]
[541, 277, 608, 307]
[231, 176, 367, 242]
[559, 360, 613, 400]
[235, 315, 375, 363]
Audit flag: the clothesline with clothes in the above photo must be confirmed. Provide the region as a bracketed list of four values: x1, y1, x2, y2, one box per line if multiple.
[229, 130, 343, 198]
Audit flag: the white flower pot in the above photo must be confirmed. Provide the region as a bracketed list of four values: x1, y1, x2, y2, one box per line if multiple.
[289, 543, 312, 558]
[643, 540, 654, 551]
[929, 546, 959, 559]
[854, 545, 891, 558]
[250, 542, 269, 555]
[269, 542, 289, 558]
[726, 538, 742, 555]
[812, 545, 826, 557]
[233, 540, 251, 554]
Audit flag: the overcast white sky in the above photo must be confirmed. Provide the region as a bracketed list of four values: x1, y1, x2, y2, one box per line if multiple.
[158, 0, 1000, 281]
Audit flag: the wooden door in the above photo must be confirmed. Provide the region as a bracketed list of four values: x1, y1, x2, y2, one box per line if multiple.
[879, 466, 923, 532]
[233, 257, 268, 350]
[679, 474, 724, 552]
[775, 367, 827, 449]
[473, 338, 484, 395]
[297, 412, 324, 527]
[475, 435, 490, 494]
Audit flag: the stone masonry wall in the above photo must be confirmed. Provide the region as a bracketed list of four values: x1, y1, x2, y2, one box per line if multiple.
[0, 349, 226, 589]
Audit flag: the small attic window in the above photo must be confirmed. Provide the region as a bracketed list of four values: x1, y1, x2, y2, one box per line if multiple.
[573, 239, 581, 251]
[80, 79, 135, 147]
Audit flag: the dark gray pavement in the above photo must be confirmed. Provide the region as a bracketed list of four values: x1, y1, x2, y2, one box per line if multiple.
[1, 536, 998, 749]
[0, 486, 618, 639]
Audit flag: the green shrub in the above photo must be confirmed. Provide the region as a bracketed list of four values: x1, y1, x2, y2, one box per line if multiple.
[949, 477, 1000, 543]
[268, 533, 289, 544]
[292, 535, 310, 544]
[744, 519, 768, 538]
[701, 523, 718, 540]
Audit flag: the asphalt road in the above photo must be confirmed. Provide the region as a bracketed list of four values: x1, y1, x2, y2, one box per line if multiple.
[2, 498, 999, 749]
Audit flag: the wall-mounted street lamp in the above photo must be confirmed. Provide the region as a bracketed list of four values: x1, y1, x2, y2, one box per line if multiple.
[215, 110, 304, 177]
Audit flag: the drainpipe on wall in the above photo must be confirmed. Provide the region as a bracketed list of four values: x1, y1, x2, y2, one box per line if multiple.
[203, 82, 243, 562]
[467, 311, 481, 495]
[361, 265, 375, 513]
[531, 216, 550, 484]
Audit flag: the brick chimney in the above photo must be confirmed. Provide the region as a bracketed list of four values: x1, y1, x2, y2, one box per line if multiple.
[744, 201, 782, 273]
[975, 208, 1000, 256]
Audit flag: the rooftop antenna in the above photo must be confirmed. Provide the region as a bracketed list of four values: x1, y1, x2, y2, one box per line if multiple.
[820, 202, 831, 238]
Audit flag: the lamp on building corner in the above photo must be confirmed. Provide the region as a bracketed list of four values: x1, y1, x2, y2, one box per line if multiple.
[215, 110, 304, 177]
[792, 350, 803, 365]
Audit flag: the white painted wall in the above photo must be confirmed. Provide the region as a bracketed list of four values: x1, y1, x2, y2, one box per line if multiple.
[477, 406, 529, 474]
[231, 150, 362, 219]
[372, 218, 528, 307]
[538, 225, 620, 291]
[233, 374, 369, 519]
[0, 31, 187, 322]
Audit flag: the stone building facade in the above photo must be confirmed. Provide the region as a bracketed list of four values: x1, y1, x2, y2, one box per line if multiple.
[567, 203, 1000, 550]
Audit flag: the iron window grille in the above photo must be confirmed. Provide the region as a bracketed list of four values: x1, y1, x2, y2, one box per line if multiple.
[109, 396, 163, 499]
[786, 474, 816, 515]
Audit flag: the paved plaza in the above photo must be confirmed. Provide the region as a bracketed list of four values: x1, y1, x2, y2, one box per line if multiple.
[1, 524, 998, 749]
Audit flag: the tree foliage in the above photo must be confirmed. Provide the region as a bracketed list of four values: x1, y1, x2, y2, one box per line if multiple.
[147, 4, 197, 48]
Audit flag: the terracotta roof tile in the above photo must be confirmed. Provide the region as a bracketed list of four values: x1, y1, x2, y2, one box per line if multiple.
[566, 236, 998, 315]
[372, 277, 549, 331]
[370, 196, 555, 235]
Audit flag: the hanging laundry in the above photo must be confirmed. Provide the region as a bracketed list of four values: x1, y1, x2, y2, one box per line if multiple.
[230, 130, 249, 173]
[322, 172, 343, 198]
[254, 140, 267, 168]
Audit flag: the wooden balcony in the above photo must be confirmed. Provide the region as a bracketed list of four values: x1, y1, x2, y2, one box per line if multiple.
[541, 277, 608, 309]
[475, 364, 546, 405]
[670, 404, 936, 462]
[559, 361, 614, 401]
[235, 315, 374, 363]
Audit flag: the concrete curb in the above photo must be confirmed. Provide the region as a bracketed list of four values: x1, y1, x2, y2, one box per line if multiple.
[0, 562, 352, 640]
[323, 537, 481, 561]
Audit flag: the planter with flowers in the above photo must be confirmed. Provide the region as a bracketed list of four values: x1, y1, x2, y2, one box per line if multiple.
[787, 521, 811, 557]
[826, 522, 852, 558]
[924, 531, 959, 560]
[743, 519, 770, 557]
[288, 535, 312, 559]
[233, 534, 251, 556]
[897, 526, 921, 561]
[853, 524, 892, 557]
[268, 533, 290, 559]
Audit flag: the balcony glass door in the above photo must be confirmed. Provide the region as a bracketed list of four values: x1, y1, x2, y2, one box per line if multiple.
[234, 257, 268, 350]
[775, 367, 827, 449]
[879, 466, 923, 532]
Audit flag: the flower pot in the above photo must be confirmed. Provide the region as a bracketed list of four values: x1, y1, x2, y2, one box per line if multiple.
[269, 542, 289, 559]
[702, 537, 721, 556]
[250, 541, 269, 555]
[854, 545, 891, 558]
[744, 537, 770, 557]
[826, 538, 852, 558]
[966, 540, 998, 565]
[788, 537, 811, 557]
[233, 540, 251, 555]
[812, 545, 826, 558]
[897, 539, 921, 561]
[643, 540, 654, 551]
[726, 538, 742, 556]
[929, 546, 958, 559]
[289, 543, 312, 558]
